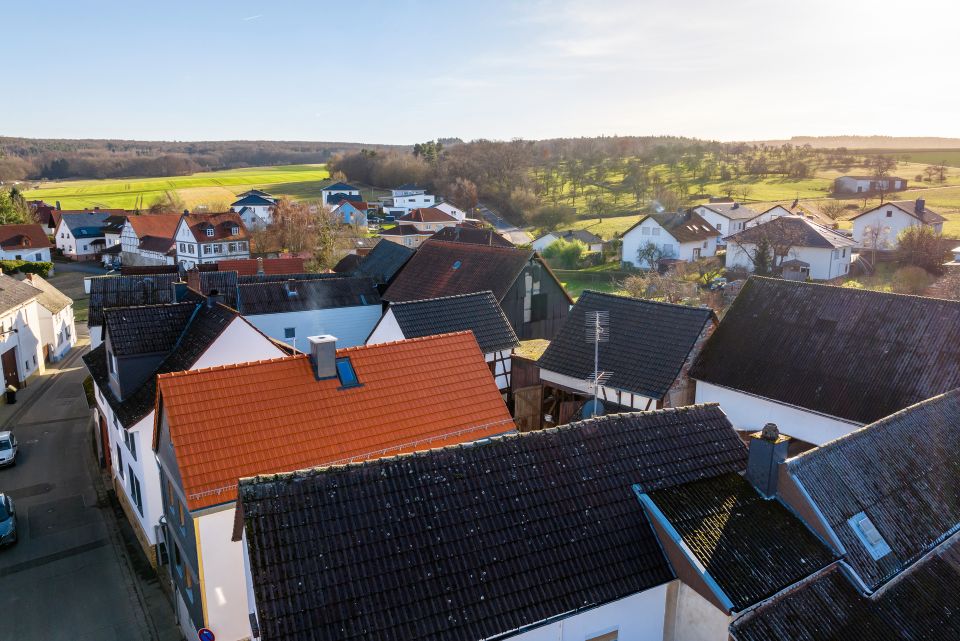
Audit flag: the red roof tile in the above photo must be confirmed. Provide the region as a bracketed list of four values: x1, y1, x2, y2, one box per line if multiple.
[217, 258, 306, 275]
[399, 207, 458, 223]
[0, 224, 53, 250]
[127, 214, 182, 239]
[157, 332, 514, 510]
[182, 212, 248, 242]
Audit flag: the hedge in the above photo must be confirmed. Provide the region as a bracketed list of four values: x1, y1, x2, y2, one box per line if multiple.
[0, 260, 53, 277]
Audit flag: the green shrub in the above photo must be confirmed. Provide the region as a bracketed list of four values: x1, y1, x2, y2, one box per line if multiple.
[543, 237, 586, 268]
[892, 265, 932, 295]
[0, 260, 53, 277]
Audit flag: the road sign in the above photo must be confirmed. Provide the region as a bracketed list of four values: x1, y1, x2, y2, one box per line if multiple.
[198, 629, 215, 641]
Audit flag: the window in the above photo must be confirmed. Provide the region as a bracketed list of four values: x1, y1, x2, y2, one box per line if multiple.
[205, 228, 214, 237]
[213, 244, 222, 254]
[179, 243, 186, 252]
[284, 327, 296, 339]
[228, 242, 237, 252]
[641, 227, 650, 236]
[82, 244, 88, 251]
[886, 210, 893, 217]
[203, 244, 212, 254]
[231, 226, 239, 236]
[651, 227, 660, 236]
[702, 240, 708, 248]
[335, 357, 359, 387]
[116, 446, 124, 477]
[239, 241, 248, 251]
[531, 293, 549, 323]
[715, 222, 722, 231]
[126, 430, 137, 461]
[174, 542, 183, 577]
[661, 243, 674, 257]
[842, 248, 847, 257]
[128, 467, 143, 516]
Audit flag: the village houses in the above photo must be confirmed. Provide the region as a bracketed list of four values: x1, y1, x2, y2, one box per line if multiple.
[119, 213, 182, 267]
[849, 198, 945, 249]
[0, 224, 53, 262]
[230, 191, 276, 229]
[621, 210, 720, 268]
[320, 181, 361, 208]
[723, 216, 855, 280]
[532, 228, 605, 253]
[173, 212, 250, 269]
[692, 201, 759, 240]
[55, 212, 110, 260]
[379, 207, 460, 247]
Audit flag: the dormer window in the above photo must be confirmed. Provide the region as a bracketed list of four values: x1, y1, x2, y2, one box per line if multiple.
[231, 226, 240, 236]
[205, 228, 214, 237]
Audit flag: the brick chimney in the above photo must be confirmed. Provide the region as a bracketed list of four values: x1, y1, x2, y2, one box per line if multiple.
[308, 335, 338, 379]
[256, 257, 265, 275]
[745, 423, 790, 498]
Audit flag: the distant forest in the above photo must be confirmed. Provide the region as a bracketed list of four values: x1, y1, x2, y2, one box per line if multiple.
[0, 137, 411, 182]
[757, 136, 960, 150]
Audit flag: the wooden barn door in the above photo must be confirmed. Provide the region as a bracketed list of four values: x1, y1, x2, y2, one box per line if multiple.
[513, 385, 542, 433]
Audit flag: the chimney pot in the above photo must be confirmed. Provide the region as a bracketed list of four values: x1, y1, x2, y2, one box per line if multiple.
[256, 257, 265, 275]
[308, 335, 338, 379]
[916, 198, 925, 213]
[745, 423, 790, 498]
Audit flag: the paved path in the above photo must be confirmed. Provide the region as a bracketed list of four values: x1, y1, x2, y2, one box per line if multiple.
[0, 336, 180, 640]
[477, 203, 533, 245]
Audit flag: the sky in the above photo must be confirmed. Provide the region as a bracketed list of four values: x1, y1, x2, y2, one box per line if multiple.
[3, 0, 958, 144]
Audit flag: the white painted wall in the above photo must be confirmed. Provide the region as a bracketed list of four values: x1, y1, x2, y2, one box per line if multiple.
[365, 309, 404, 345]
[0, 300, 44, 384]
[55, 222, 102, 258]
[37, 302, 76, 361]
[724, 243, 851, 280]
[666, 582, 731, 641]
[694, 381, 862, 446]
[198, 506, 252, 641]
[852, 206, 929, 249]
[0, 247, 50, 262]
[486, 349, 513, 390]
[434, 202, 467, 221]
[622, 218, 716, 268]
[693, 206, 748, 238]
[392, 194, 436, 213]
[531, 233, 560, 253]
[506, 583, 669, 641]
[245, 305, 382, 350]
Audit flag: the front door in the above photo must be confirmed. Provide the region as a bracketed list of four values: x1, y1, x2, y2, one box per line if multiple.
[1, 347, 20, 389]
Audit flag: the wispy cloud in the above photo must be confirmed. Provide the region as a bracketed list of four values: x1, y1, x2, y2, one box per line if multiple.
[242, 14, 262, 21]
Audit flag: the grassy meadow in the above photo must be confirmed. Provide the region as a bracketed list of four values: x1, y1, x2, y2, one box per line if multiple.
[21, 164, 339, 210]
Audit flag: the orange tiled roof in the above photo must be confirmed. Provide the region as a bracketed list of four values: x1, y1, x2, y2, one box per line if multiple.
[156, 332, 513, 510]
[127, 214, 182, 239]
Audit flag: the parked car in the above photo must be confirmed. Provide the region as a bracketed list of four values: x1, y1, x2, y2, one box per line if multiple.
[0, 494, 16, 546]
[0, 431, 16, 467]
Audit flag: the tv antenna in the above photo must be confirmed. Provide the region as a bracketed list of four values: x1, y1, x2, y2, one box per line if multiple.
[584, 310, 611, 415]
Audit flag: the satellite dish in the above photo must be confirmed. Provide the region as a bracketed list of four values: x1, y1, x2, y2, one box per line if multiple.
[581, 399, 605, 419]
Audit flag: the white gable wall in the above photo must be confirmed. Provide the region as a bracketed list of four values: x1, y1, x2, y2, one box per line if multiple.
[37, 303, 76, 361]
[852, 206, 927, 249]
[245, 305, 382, 351]
[531, 233, 560, 253]
[198, 506, 252, 641]
[365, 308, 404, 345]
[693, 206, 746, 238]
[622, 218, 680, 268]
[725, 243, 850, 280]
[434, 201, 467, 221]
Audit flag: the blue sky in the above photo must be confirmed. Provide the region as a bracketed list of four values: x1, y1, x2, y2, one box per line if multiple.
[4, 0, 957, 143]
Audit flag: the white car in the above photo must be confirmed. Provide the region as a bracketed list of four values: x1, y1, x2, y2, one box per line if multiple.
[0, 431, 17, 467]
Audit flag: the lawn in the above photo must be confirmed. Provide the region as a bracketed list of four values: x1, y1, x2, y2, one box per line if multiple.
[21, 164, 336, 210]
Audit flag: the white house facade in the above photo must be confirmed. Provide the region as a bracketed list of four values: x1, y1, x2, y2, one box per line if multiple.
[0, 224, 53, 262]
[55, 213, 109, 261]
[174, 213, 250, 268]
[244, 305, 381, 351]
[850, 199, 945, 250]
[692, 203, 758, 242]
[725, 243, 852, 280]
[0, 276, 44, 388]
[834, 175, 907, 194]
[24, 274, 76, 362]
[724, 217, 855, 281]
[622, 213, 719, 268]
[434, 201, 467, 221]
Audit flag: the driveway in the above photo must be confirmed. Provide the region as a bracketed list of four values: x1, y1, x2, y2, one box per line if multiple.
[476, 203, 533, 245]
[0, 338, 176, 640]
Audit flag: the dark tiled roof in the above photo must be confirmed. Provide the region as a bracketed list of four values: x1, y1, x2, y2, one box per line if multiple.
[354, 240, 415, 285]
[103, 302, 199, 356]
[730, 538, 960, 641]
[181, 212, 248, 242]
[58, 212, 110, 237]
[787, 389, 960, 590]
[539, 290, 714, 399]
[322, 182, 358, 192]
[379, 224, 430, 236]
[386, 291, 519, 353]
[231, 194, 275, 207]
[83, 300, 239, 427]
[647, 472, 836, 611]
[690, 277, 960, 424]
[236, 276, 380, 315]
[0, 224, 53, 250]
[697, 202, 759, 221]
[0, 274, 41, 314]
[239, 405, 748, 641]
[723, 216, 855, 249]
[331, 253, 362, 273]
[560, 229, 604, 244]
[138, 235, 175, 253]
[383, 240, 534, 303]
[852, 199, 946, 225]
[88, 274, 179, 326]
[626, 211, 720, 242]
[430, 226, 515, 247]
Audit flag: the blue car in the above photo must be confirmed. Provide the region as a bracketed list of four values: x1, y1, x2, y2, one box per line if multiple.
[0, 494, 16, 546]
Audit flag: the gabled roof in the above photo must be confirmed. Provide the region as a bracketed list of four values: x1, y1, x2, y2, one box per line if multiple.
[354, 240, 415, 285]
[730, 536, 960, 641]
[216, 258, 305, 276]
[83, 297, 243, 427]
[333, 200, 370, 211]
[230, 194, 275, 207]
[180, 212, 248, 242]
[58, 212, 110, 238]
[378, 224, 432, 236]
[158, 332, 514, 511]
[239, 404, 747, 641]
[851, 199, 946, 225]
[104, 302, 199, 356]
[788, 388, 960, 591]
[331, 253, 362, 273]
[0, 274, 41, 315]
[237, 189, 274, 199]
[102, 215, 128, 234]
[690, 277, 960, 424]
[625, 211, 721, 242]
[696, 202, 760, 221]
[384, 291, 519, 353]
[127, 213, 181, 240]
[397, 207, 457, 223]
[138, 235, 175, 254]
[236, 276, 380, 315]
[430, 225, 515, 247]
[321, 181, 358, 192]
[646, 472, 836, 611]
[23, 274, 72, 313]
[724, 216, 855, 249]
[384, 240, 559, 303]
[539, 290, 714, 400]
[88, 274, 179, 326]
[0, 224, 53, 251]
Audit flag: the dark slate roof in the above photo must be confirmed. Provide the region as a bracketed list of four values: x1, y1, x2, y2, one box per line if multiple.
[689, 277, 960, 424]
[647, 472, 836, 611]
[88, 274, 179, 326]
[852, 199, 946, 225]
[697, 202, 759, 221]
[354, 240, 415, 286]
[430, 226, 515, 247]
[386, 291, 519, 353]
[59, 212, 110, 237]
[322, 182, 358, 192]
[560, 229, 604, 244]
[787, 388, 960, 591]
[538, 290, 714, 400]
[723, 216, 855, 249]
[626, 211, 720, 242]
[331, 253, 362, 273]
[22, 274, 72, 313]
[83, 300, 239, 427]
[231, 194, 275, 207]
[730, 538, 960, 641]
[0, 274, 41, 315]
[239, 405, 748, 641]
[103, 302, 199, 356]
[383, 240, 536, 303]
[236, 276, 380, 315]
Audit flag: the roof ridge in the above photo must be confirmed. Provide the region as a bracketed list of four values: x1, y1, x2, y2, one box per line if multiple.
[240, 403, 725, 484]
[580, 288, 713, 312]
[391, 290, 495, 305]
[337, 330, 475, 353]
[158, 353, 307, 380]
[749, 275, 960, 304]
[102, 300, 196, 314]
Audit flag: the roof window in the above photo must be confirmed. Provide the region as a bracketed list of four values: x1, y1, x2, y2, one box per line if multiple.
[231, 226, 240, 235]
[848, 512, 891, 560]
[452, 260, 462, 270]
[335, 357, 359, 388]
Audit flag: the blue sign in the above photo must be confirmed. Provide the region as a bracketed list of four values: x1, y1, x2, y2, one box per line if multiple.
[198, 629, 215, 641]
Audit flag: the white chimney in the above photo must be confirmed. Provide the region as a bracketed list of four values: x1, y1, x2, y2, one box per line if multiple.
[307, 335, 337, 379]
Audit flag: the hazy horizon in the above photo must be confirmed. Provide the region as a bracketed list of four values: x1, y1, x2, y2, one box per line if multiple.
[5, 0, 958, 144]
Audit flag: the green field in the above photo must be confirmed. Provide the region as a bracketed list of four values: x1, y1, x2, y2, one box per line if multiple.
[21, 164, 338, 210]
[862, 149, 960, 168]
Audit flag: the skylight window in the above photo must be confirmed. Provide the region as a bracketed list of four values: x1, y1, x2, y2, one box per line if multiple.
[848, 512, 891, 560]
[336, 357, 359, 388]
[452, 260, 462, 270]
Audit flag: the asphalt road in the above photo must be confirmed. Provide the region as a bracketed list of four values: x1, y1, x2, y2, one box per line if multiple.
[0, 339, 162, 640]
[476, 203, 533, 245]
